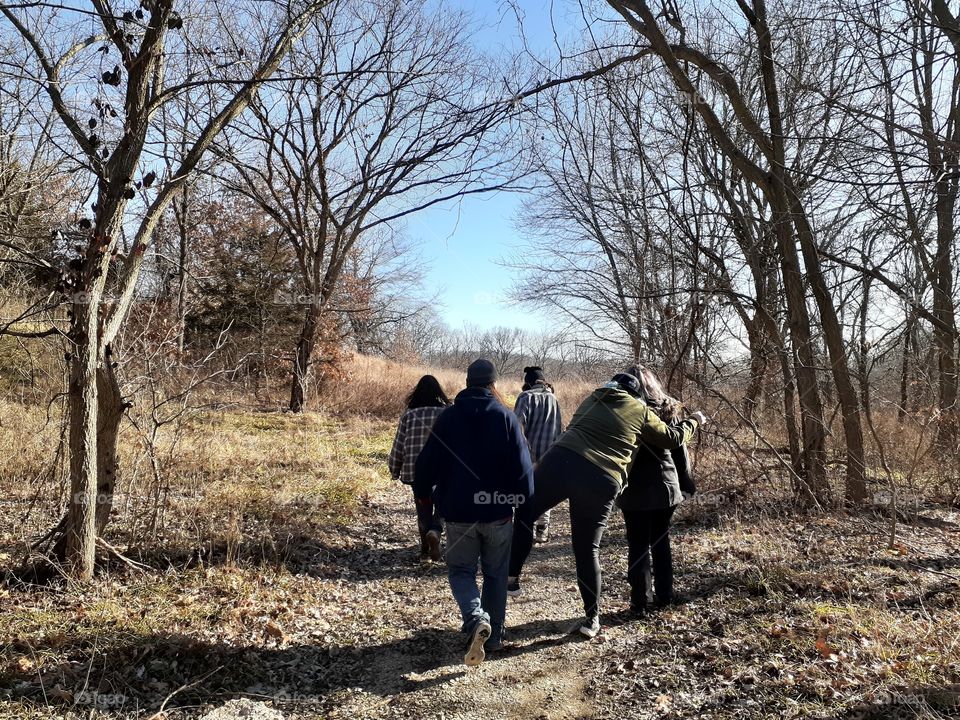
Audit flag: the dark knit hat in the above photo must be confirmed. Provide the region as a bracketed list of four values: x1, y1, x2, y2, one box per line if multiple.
[523, 365, 546, 387]
[610, 372, 642, 397]
[466, 358, 498, 387]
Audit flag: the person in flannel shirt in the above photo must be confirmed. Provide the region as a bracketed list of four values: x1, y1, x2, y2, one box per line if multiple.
[388, 375, 450, 562]
[513, 366, 563, 543]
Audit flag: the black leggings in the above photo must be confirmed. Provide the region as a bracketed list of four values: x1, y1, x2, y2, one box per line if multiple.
[411, 484, 443, 547]
[511, 447, 620, 618]
[622, 506, 676, 607]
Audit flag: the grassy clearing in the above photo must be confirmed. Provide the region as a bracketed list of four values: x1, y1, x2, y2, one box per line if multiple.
[1, 360, 959, 718]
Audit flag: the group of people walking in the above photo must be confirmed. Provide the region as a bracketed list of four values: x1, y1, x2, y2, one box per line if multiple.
[387, 359, 707, 666]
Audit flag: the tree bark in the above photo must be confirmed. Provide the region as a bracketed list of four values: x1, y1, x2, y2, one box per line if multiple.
[609, 0, 831, 503]
[175, 186, 190, 355]
[933, 183, 959, 447]
[899, 307, 917, 422]
[65, 298, 100, 580]
[289, 303, 321, 413]
[743, 317, 772, 423]
[96, 353, 124, 534]
[788, 193, 867, 503]
[750, 0, 854, 503]
[768, 196, 830, 504]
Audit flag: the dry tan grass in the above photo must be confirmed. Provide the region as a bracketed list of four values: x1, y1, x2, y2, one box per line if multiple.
[330, 353, 598, 421]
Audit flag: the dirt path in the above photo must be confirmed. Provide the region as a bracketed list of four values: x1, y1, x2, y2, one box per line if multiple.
[4, 451, 959, 720]
[273, 477, 960, 720]
[309, 481, 611, 720]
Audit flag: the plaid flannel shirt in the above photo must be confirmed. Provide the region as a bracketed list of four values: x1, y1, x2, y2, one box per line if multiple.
[388, 405, 447, 484]
[513, 385, 563, 462]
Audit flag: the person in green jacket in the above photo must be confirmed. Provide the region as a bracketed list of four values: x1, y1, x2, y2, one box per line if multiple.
[508, 371, 706, 638]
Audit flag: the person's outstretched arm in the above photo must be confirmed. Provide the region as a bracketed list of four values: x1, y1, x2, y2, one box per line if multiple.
[638, 405, 699, 449]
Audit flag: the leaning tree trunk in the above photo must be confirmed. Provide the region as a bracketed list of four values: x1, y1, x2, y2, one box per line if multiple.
[65, 297, 101, 581]
[289, 302, 321, 413]
[752, 3, 841, 504]
[768, 194, 830, 505]
[789, 196, 868, 504]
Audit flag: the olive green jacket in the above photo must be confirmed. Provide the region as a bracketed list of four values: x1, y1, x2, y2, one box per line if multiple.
[553, 386, 698, 486]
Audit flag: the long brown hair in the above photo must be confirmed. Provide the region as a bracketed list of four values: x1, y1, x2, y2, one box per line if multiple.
[479, 382, 509, 407]
[626, 364, 683, 422]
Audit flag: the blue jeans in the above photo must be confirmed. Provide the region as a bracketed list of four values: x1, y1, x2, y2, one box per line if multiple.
[444, 517, 513, 645]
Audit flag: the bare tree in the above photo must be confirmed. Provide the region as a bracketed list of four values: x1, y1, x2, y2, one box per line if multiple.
[337, 228, 434, 358]
[831, 0, 960, 449]
[222, 0, 524, 412]
[0, 0, 327, 579]
[606, 0, 869, 503]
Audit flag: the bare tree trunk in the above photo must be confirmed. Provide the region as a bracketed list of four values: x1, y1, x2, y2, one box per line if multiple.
[96, 354, 124, 534]
[777, 337, 804, 482]
[289, 303, 320, 413]
[768, 193, 830, 504]
[750, 0, 847, 503]
[609, 0, 830, 502]
[743, 319, 771, 423]
[783, 289, 829, 504]
[174, 186, 190, 355]
[65, 299, 100, 580]
[789, 196, 867, 503]
[899, 307, 916, 422]
[933, 186, 959, 447]
[923, 0, 960, 448]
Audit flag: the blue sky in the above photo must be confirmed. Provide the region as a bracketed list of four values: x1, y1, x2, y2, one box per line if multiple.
[408, 191, 533, 329]
[412, 0, 589, 332]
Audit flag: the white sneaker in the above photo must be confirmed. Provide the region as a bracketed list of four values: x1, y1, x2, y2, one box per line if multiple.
[464, 620, 492, 666]
[578, 616, 600, 639]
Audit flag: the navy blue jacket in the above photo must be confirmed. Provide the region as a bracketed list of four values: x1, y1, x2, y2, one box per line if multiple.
[414, 387, 535, 523]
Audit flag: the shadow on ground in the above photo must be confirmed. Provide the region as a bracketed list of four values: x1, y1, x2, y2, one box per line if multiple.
[0, 615, 589, 716]
[834, 684, 960, 719]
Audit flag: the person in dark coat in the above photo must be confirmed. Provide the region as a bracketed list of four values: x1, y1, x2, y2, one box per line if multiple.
[414, 358, 534, 666]
[618, 365, 702, 613]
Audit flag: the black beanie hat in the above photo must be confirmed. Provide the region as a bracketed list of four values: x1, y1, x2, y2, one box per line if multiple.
[523, 366, 546, 387]
[610, 372, 642, 397]
[466, 358, 498, 387]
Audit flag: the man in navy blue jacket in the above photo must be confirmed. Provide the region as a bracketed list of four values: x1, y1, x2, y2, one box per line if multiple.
[415, 358, 535, 666]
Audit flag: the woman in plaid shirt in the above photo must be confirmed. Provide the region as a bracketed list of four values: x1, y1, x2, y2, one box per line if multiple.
[389, 375, 450, 562]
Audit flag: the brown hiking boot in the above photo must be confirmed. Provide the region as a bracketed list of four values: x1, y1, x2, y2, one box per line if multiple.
[425, 529, 442, 562]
